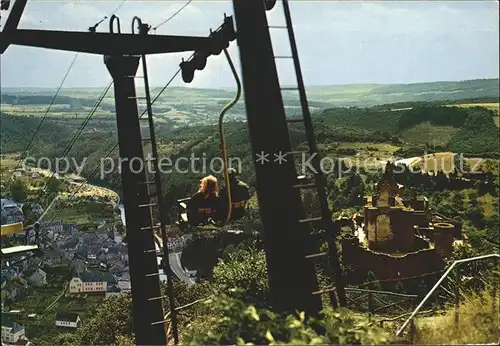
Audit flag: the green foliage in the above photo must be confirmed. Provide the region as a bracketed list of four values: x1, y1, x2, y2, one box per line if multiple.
[76, 294, 134, 345]
[327, 173, 366, 209]
[46, 177, 65, 194]
[182, 294, 390, 345]
[181, 230, 259, 279]
[51, 333, 78, 346]
[397, 106, 469, 131]
[319, 107, 401, 135]
[0, 114, 66, 154]
[9, 178, 27, 202]
[213, 247, 268, 305]
[447, 108, 500, 156]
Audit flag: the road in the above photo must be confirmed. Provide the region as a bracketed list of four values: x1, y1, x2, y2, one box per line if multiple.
[118, 204, 195, 285]
[37, 194, 60, 222]
[169, 251, 196, 285]
[394, 156, 421, 167]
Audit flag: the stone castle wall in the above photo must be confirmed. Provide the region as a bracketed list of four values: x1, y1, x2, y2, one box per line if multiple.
[342, 237, 445, 281]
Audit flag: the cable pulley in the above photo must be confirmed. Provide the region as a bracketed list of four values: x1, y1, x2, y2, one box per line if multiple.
[179, 14, 237, 83]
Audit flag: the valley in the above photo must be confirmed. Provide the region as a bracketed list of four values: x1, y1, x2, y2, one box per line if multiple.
[1, 78, 499, 345]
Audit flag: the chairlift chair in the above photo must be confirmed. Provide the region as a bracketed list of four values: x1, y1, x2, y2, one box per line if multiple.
[176, 48, 245, 229]
[1, 222, 41, 257]
[176, 197, 219, 230]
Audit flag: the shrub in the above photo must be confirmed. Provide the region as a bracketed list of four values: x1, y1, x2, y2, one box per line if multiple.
[182, 294, 391, 345]
[213, 248, 269, 305]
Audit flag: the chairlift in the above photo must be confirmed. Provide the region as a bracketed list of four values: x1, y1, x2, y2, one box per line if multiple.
[176, 48, 245, 230]
[1, 222, 41, 257]
[1, 0, 10, 11]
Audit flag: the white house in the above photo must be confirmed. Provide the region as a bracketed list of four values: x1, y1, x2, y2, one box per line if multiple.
[69, 270, 117, 294]
[55, 312, 81, 329]
[26, 268, 47, 287]
[2, 315, 26, 344]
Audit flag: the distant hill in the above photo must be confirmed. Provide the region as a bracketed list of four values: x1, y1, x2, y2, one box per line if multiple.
[2, 78, 498, 111]
[303, 78, 499, 107]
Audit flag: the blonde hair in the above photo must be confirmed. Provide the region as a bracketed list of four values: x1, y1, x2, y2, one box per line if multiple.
[199, 175, 219, 198]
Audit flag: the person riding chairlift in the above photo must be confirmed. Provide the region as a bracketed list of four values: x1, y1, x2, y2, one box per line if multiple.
[218, 168, 251, 222]
[186, 175, 219, 225]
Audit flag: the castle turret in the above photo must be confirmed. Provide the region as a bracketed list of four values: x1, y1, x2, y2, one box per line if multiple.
[430, 222, 455, 258]
[391, 206, 415, 252]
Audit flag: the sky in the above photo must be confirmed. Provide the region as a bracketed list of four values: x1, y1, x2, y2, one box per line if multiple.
[0, 0, 498, 89]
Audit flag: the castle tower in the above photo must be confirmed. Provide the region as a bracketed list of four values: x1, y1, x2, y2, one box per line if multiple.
[409, 187, 417, 209]
[430, 222, 455, 258]
[387, 206, 415, 253]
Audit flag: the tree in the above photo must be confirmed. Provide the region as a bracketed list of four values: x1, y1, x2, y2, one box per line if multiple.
[213, 247, 268, 305]
[76, 294, 134, 345]
[21, 203, 32, 216]
[9, 179, 27, 202]
[466, 207, 485, 228]
[46, 177, 63, 193]
[51, 333, 78, 346]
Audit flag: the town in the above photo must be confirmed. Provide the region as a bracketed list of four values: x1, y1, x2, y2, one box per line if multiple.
[1, 0, 499, 345]
[1, 166, 190, 345]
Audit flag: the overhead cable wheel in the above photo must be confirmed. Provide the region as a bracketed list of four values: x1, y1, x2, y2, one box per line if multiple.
[265, 0, 277, 11]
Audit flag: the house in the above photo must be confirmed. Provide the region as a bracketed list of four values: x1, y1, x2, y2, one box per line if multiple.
[63, 223, 78, 234]
[1, 315, 26, 344]
[109, 261, 126, 275]
[117, 280, 131, 292]
[72, 255, 87, 274]
[4, 277, 28, 303]
[69, 270, 117, 294]
[26, 256, 43, 269]
[105, 284, 122, 298]
[87, 250, 97, 260]
[1, 199, 24, 225]
[31, 172, 40, 179]
[55, 312, 81, 329]
[42, 248, 64, 266]
[39, 220, 63, 234]
[63, 249, 76, 260]
[26, 268, 47, 287]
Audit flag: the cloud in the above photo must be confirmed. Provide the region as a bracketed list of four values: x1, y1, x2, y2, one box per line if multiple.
[1, 0, 498, 88]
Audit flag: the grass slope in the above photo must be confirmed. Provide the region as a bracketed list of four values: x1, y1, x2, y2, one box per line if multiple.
[399, 123, 460, 147]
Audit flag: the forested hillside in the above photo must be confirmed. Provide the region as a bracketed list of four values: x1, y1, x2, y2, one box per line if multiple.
[2, 101, 498, 201]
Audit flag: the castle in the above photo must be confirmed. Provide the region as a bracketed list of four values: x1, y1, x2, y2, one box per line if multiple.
[342, 162, 463, 282]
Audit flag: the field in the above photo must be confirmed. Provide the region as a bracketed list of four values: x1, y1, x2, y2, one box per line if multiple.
[399, 123, 460, 147]
[2, 79, 498, 125]
[412, 152, 497, 174]
[0, 154, 21, 171]
[324, 142, 401, 169]
[447, 102, 499, 113]
[43, 197, 119, 226]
